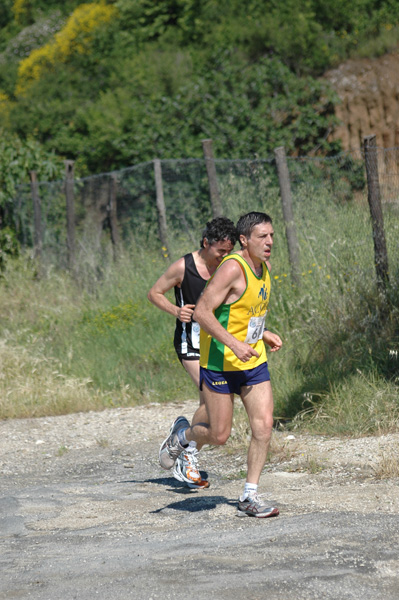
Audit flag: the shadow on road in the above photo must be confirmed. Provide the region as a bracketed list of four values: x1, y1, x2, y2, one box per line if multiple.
[151, 495, 236, 514]
[120, 472, 210, 491]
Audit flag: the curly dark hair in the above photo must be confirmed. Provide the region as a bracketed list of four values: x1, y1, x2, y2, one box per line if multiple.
[236, 212, 273, 247]
[200, 216, 237, 248]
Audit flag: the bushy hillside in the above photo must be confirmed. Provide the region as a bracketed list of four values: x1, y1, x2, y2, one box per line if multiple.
[1, 0, 399, 180]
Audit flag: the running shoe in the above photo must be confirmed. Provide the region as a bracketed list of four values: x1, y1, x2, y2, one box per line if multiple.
[172, 449, 210, 489]
[159, 416, 190, 470]
[237, 493, 279, 518]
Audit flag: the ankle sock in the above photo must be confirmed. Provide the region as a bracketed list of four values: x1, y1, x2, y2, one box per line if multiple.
[241, 483, 258, 501]
[177, 427, 189, 448]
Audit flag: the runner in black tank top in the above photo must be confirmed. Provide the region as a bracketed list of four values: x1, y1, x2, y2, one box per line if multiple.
[147, 217, 237, 489]
[173, 253, 206, 361]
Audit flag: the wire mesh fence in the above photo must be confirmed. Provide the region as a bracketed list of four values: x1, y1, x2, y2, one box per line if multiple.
[12, 142, 399, 286]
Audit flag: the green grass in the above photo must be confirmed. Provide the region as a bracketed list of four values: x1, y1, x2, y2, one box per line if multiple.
[291, 368, 399, 434]
[0, 247, 197, 418]
[0, 179, 398, 436]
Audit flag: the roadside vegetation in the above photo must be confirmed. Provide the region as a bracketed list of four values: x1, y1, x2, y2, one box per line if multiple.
[0, 192, 398, 436]
[0, 1, 399, 438]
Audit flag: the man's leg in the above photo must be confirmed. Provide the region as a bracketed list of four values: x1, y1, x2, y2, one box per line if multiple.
[159, 379, 234, 480]
[236, 380, 279, 518]
[181, 358, 200, 388]
[181, 359, 208, 451]
[240, 380, 274, 485]
[185, 383, 234, 448]
[173, 359, 208, 488]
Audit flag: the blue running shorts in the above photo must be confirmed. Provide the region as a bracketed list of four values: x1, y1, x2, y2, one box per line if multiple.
[200, 362, 270, 395]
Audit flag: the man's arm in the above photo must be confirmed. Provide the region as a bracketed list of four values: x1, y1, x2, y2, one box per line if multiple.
[147, 258, 195, 322]
[193, 260, 259, 363]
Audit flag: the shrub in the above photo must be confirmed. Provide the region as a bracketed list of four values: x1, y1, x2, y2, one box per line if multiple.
[15, 1, 117, 95]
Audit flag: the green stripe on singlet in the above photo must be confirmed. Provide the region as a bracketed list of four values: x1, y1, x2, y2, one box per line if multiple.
[207, 303, 231, 371]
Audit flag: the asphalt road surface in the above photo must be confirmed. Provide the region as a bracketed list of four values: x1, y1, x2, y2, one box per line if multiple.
[1, 401, 398, 600]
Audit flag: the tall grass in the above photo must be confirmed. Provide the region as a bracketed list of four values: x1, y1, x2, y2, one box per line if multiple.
[0, 249, 197, 416]
[0, 177, 398, 435]
[293, 369, 399, 436]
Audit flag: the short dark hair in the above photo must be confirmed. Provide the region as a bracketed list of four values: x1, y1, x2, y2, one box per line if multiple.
[236, 212, 273, 247]
[200, 216, 237, 248]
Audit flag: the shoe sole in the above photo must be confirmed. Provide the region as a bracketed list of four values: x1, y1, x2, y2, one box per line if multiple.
[237, 507, 279, 518]
[172, 472, 210, 489]
[186, 479, 210, 489]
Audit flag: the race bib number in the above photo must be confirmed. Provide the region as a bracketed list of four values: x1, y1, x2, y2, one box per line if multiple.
[244, 314, 266, 344]
[191, 320, 200, 349]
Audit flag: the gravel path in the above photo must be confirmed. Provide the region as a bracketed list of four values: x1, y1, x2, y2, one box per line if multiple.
[1, 399, 399, 599]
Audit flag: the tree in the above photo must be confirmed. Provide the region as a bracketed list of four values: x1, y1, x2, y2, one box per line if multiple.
[0, 130, 64, 226]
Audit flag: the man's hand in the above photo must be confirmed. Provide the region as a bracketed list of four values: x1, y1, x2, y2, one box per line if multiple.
[177, 304, 195, 323]
[263, 330, 282, 352]
[230, 340, 260, 363]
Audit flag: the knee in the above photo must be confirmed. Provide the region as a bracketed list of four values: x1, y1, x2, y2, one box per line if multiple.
[251, 416, 273, 442]
[210, 427, 231, 446]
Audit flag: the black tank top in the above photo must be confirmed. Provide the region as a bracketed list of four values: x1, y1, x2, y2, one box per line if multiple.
[173, 253, 207, 357]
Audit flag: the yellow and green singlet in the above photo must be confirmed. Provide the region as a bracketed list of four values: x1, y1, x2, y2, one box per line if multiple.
[199, 253, 271, 372]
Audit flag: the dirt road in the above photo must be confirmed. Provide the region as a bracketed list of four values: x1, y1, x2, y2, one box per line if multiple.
[1, 399, 398, 599]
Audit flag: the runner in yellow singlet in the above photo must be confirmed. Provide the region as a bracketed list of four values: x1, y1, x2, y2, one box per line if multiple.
[159, 212, 283, 518]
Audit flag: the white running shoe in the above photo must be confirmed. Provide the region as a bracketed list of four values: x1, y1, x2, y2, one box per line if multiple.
[237, 492, 279, 518]
[172, 448, 210, 489]
[159, 416, 190, 470]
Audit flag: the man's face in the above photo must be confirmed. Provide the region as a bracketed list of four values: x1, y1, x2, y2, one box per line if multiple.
[241, 222, 274, 263]
[204, 238, 234, 266]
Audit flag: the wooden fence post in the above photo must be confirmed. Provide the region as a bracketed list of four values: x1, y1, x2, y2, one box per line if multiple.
[64, 160, 76, 272]
[29, 171, 42, 262]
[202, 138, 223, 218]
[363, 135, 389, 291]
[154, 159, 170, 260]
[274, 146, 300, 285]
[108, 174, 120, 261]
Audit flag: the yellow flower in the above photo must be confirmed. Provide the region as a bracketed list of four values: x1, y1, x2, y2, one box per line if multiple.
[16, 2, 117, 96]
[274, 275, 279, 280]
